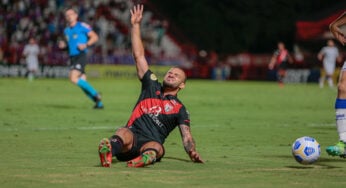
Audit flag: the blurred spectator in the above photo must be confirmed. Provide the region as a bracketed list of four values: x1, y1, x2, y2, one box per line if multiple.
[293, 44, 304, 64]
[0, 0, 189, 73]
[22, 37, 40, 81]
[317, 39, 341, 88]
[268, 41, 294, 87]
[211, 61, 231, 80]
[0, 47, 4, 64]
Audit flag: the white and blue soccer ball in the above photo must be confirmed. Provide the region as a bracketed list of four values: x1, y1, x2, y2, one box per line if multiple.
[292, 136, 321, 165]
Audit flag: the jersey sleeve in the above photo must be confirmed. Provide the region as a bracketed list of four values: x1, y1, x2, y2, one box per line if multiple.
[178, 105, 190, 126]
[80, 22, 93, 34]
[140, 69, 160, 91]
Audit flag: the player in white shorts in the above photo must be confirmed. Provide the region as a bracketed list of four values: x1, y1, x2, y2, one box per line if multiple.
[317, 39, 341, 88]
[326, 11, 346, 157]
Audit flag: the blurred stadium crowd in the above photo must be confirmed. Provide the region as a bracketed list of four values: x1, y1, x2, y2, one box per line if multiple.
[0, 0, 184, 64]
[0, 0, 344, 81]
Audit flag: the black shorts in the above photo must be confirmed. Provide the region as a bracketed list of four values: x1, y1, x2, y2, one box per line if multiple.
[115, 129, 165, 162]
[70, 53, 87, 73]
[278, 61, 288, 70]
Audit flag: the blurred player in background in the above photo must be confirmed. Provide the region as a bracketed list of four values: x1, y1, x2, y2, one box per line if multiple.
[58, 7, 103, 109]
[23, 37, 40, 81]
[317, 39, 341, 88]
[326, 11, 346, 157]
[268, 42, 293, 87]
[98, 5, 204, 168]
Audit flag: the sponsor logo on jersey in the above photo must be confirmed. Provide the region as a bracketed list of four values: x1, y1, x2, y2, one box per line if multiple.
[141, 105, 164, 127]
[164, 103, 173, 113]
[127, 98, 183, 127]
[141, 105, 161, 116]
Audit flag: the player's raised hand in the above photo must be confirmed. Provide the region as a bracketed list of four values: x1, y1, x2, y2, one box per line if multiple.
[330, 12, 346, 46]
[330, 26, 346, 46]
[130, 4, 143, 26]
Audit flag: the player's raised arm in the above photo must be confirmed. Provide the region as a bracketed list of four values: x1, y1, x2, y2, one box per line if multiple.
[179, 124, 204, 163]
[130, 4, 149, 80]
[330, 12, 346, 46]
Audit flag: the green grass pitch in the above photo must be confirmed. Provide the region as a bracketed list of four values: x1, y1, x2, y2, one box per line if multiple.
[1, 77, 346, 188]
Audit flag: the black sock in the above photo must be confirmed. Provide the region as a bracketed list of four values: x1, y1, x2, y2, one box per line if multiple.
[109, 135, 124, 156]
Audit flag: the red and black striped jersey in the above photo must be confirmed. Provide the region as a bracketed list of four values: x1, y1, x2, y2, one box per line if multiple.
[126, 70, 190, 144]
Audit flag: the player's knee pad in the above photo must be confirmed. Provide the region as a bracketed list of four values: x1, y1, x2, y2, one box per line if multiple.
[109, 135, 124, 156]
[110, 135, 124, 145]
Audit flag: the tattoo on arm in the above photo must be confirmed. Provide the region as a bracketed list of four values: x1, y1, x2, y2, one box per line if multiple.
[184, 138, 196, 154]
[179, 125, 196, 154]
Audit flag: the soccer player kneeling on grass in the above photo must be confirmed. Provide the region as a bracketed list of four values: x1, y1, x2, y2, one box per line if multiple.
[98, 5, 204, 167]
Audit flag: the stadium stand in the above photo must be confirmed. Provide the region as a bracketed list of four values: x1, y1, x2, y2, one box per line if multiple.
[2, 0, 344, 81]
[0, 0, 190, 66]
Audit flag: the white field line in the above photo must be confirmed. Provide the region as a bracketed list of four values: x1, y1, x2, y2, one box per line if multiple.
[307, 123, 334, 127]
[1, 126, 116, 132]
[1, 124, 217, 132]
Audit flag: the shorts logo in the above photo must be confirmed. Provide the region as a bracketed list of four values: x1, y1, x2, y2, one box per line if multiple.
[336, 114, 346, 120]
[150, 74, 158, 81]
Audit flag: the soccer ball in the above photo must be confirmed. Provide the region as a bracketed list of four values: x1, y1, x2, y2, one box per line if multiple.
[291, 136, 321, 165]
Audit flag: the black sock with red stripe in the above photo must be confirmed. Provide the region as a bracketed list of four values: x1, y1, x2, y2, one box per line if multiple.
[109, 135, 124, 156]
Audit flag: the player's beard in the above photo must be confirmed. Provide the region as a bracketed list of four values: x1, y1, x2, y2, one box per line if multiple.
[163, 80, 178, 90]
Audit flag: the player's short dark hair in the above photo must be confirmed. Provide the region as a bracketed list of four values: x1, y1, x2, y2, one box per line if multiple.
[64, 7, 79, 15]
